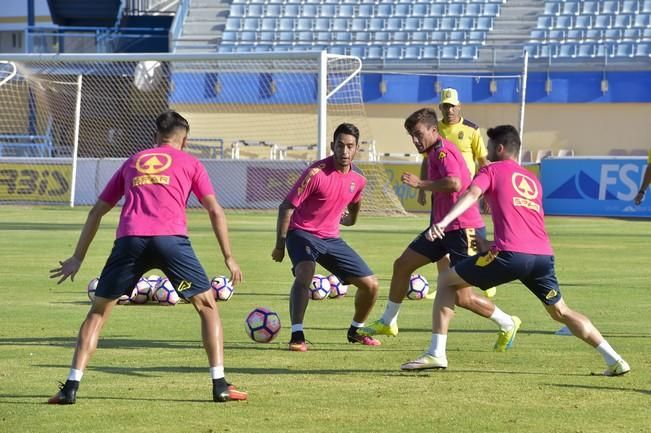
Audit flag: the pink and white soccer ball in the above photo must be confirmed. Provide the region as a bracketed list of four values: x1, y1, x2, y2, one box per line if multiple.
[406, 274, 429, 300]
[309, 274, 330, 300]
[153, 278, 179, 306]
[327, 274, 348, 299]
[130, 277, 154, 304]
[245, 307, 281, 343]
[211, 275, 234, 301]
[117, 292, 131, 305]
[87, 277, 99, 302]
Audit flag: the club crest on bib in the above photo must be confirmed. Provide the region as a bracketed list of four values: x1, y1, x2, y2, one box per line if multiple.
[511, 172, 540, 211]
[458, 131, 464, 140]
[438, 151, 447, 160]
[349, 181, 356, 193]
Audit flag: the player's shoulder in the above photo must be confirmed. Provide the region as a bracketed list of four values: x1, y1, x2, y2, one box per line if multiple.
[461, 118, 480, 130]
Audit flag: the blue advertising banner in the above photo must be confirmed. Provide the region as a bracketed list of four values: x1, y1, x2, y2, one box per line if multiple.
[541, 157, 650, 218]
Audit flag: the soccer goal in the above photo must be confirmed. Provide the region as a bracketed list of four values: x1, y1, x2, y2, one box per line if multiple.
[0, 52, 406, 215]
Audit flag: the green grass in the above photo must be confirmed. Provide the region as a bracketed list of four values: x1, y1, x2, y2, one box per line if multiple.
[0, 207, 649, 433]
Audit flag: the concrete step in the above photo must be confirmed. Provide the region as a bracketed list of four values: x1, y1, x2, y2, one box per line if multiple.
[182, 22, 225, 34]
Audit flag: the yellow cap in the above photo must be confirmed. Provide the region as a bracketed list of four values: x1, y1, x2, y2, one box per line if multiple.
[440, 88, 460, 106]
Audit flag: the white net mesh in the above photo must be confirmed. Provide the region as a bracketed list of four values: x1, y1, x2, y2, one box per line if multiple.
[0, 53, 406, 214]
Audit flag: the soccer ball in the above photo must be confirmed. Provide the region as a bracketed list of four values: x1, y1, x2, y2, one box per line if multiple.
[117, 292, 131, 305]
[87, 277, 99, 302]
[211, 275, 234, 301]
[153, 278, 180, 306]
[244, 307, 281, 343]
[327, 274, 348, 299]
[309, 274, 330, 300]
[406, 274, 429, 300]
[130, 277, 154, 304]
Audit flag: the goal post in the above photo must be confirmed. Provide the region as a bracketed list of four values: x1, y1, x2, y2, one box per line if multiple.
[0, 52, 406, 215]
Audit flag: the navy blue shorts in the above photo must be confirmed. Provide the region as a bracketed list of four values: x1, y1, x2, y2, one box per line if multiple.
[95, 236, 211, 300]
[409, 227, 486, 266]
[454, 250, 562, 305]
[285, 229, 373, 284]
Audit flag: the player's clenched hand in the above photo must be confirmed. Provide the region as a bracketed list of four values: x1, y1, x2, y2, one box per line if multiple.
[425, 224, 446, 242]
[49, 256, 81, 284]
[271, 247, 285, 263]
[225, 257, 243, 285]
[401, 172, 421, 189]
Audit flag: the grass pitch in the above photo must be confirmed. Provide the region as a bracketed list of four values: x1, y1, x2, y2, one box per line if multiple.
[0, 207, 649, 433]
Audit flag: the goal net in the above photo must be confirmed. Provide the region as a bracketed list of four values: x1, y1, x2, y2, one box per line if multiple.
[0, 52, 406, 215]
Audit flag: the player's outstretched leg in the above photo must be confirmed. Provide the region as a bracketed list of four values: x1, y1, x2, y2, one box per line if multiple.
[545, 299, 630, 376]
[346, 275, 381, 346]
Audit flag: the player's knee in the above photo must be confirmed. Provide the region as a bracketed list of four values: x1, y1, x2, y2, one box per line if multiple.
[357, 275, 379, 294]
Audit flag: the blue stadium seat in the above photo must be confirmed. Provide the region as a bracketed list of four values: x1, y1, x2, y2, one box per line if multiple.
[447, 3, 464, 16]
[377, 4, 393, 17]
[247, 4, 263, 17]
[431, 30, 447, 43]
[593, 15, 612, 29]
[278, 18, 295, 31]
[635, 42, 650, 57]
[392, 31, 409, 44]
[603, 28, 622, 41]
[259, 31, 274, 44]
[574, 15, 592, 30]
[350, 45, 366, 58]
[300, 5, 316, 18]
[621, 0, 639, 13]
[328, 46, 346, 55]
[356, 4, 373, 18]
[373, 31, 390, 44]
[449, 31, 465, 44]
[411, 3, 429, 16]
[543, 2, 560, 16]
[386, 46, 403, 60]
[276, 31, 294, 45]
[260, 18, 276, 31]
[466, 3, 482, 16]
[421, 46, 438, 59]
[622, 28, 641, 42]
[315, 18, 330, 31]
[422, 17, 438, 31]
[643, 28, 651, 39]
[368, 18, 385, 31]
[458, 17, 475, 31]
[240, 31, 257, 44]
[556, 43, 576, 58]
[386, 17, 403, 31]
[411, 31, 428, 43]
[612, 14, 632, 29]
[297, 31, 314, 44]
[581, 1, 599, 14]
[366, 45, 384, 59]
[265, 4, 282, 16]
[476, 17, 493, 31]
[459, 45, 478, 60]
[352, 31, 370, 44]
[530, 29, 546, 41]
[230, 4, 245, 17]
[404, 45, 422, 59]
[576, 42, 596, 57]
[404, 17, 420, 30]
[430, 4, 445, 16]
[296, 19, 313, 31]
[565, 29, 582, 42]
[614, 42, 635, 57]
[561, 1, 580, 15]
[283, 4, 300, 16]
[320, 4, 336, 17]
[394, 3, 411, 16]
[537, 16, 553, 29]
[439, 17, 456, 31]
[483, 3, 500, 16]
[335, 32, 351, 44]
[596, 44, 613, 57]
[218, 45, 234, 53]
[644, 0, 651, 13]
[440, 46, 459, 59]
[601, 1, 619, 14]
[584, 29, 603, 42]
[332, 18, 348, 31]
[221, 31, 236, 44]
[225, 18, 241, 31]
[632, 14, 650, 27]
[351, 18, 366, 31]
[315, 32, 330, 45]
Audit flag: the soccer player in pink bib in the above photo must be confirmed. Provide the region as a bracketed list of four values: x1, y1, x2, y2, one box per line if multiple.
[361, 108, 518, 348]
[48, 111, 247, 404]
[401, 125, 630, 376]
[272, 123, 381, 352]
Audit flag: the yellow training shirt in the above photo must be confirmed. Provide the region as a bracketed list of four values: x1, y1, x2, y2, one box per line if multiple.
[438, 117, 487, 175]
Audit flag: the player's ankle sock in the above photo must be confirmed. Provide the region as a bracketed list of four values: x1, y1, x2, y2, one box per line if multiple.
[596, 340, 621, 365]
[490, 307, 514, 331]
[427, 333, 447, 358]
[209, 366, 225, 380]
[290, 330, 305, 342]
[67, 368, 83, 382]
[347, 324, 362, 338]
[380, 301, 401, 325]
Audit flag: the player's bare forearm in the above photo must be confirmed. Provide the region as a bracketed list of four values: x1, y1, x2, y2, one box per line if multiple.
[202, 195, 242, 283]
[275, 200, 293, 249]
[438, 186, 482, 228]
[50, 200, 112, 283]
[402, 172, 460, 193]
[341, 202, 361, 226]
[635, 165, 651, 205]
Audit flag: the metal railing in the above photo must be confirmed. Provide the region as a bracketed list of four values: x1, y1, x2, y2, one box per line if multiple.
[169, 0, 189, 52]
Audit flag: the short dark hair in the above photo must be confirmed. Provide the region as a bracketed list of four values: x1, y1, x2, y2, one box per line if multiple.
[333, 123, 359, 145]
[487, 125, 521, 154]
[156, 110, 189, 136]
[404, 108, 438, 134]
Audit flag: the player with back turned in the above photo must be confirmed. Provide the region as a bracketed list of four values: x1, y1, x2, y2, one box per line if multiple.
[48, 111, 247, 404]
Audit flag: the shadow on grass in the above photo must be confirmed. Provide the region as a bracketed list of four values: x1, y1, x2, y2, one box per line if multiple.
[550, 383, 651, 395]
[0, 393, 210, 404]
